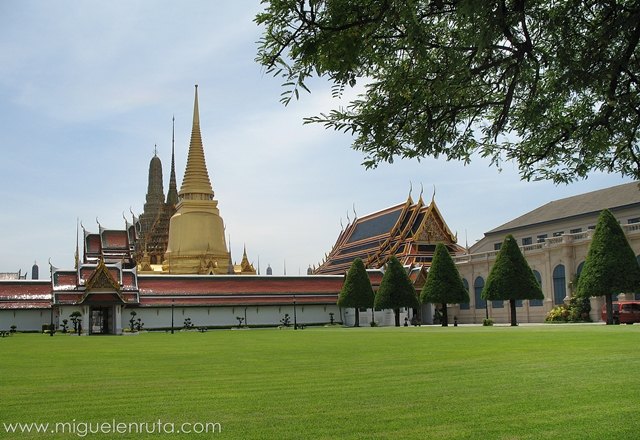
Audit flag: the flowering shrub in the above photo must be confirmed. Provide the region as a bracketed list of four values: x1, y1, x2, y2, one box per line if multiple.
[545, 296, 592, 323]
[545, 305, 570, 322]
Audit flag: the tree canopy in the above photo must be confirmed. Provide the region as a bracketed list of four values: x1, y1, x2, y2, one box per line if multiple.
[420, 243, 469, 326]
[338, 258, 375, 326]
[576, 209, 640, 324]
[482, 234, 543, 325]
[374, 256, 419, 326]
[256, 1, 640, 183]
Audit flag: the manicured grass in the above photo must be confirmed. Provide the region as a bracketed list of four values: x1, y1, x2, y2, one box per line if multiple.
[1, 325, 639, 439]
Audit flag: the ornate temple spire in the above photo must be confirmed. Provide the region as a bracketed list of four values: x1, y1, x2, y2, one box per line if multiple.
[145, 151, 165, 207]
[179, 85, 214, 200]
[166, 115, 179, 206]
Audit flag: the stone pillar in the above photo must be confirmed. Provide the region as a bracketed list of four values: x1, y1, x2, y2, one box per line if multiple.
[82, 305, 90, 335]
[562, 234, 575, 303]
[114, 305, 122, 335]
[590, 297, 604, 322]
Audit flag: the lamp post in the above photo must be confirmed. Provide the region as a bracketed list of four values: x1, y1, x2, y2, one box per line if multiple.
[49, 292, 54, 336]
[171, 299, 175, 334]
[293, 295, 298, 330]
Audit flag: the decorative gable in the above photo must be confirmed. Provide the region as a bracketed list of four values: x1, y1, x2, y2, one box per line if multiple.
[85, 259, 121, 292]
[414, 203, 457, 244]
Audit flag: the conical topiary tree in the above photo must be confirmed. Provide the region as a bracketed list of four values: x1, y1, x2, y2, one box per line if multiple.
[337, 258, 375, 327]
[374, 256, 419, 327]
[482, 234, 543, 326]
[420, 243, 469, 326]
[576, 209, 640, 325]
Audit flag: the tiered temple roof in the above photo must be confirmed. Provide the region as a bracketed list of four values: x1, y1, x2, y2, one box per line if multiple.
[315, 194, 464, 275]
[83, 223, 137, 269]
[52, 259, 140, 306]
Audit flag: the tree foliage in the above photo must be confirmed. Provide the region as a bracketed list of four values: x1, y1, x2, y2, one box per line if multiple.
[421, 243, 469, 305]
[338, 258, 375, 326]
[482, 234, 543, 325]
[420, 243, 469, 326]
[576, 209, 640, 323]
[256, 1, 640, 183]
[374, 256, 419, 326]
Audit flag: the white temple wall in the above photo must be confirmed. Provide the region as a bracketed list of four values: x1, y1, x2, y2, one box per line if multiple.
[341, 308, 411, 327]
[0, 309, 50, 331]
[121, 304, 341, 330]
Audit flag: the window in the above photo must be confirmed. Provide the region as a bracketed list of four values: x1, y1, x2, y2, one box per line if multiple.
[537, 234, 548, 243]
[494, 242, 502, 251]
[492, 300, 504, 308]
[576, 261, 585, 278]
[474, 277, 486, 309]
[521, 237, 532, 246]
[530, 270, 543, 306]
[460, 279, 470, 310]
[553, 265, 566, 305]
[515, 300, 523, 307]
[588, 225, 596, 230]
[570, 228, 582, 234]
[553, 231, 564, 237]
[628, 217, 640, 224]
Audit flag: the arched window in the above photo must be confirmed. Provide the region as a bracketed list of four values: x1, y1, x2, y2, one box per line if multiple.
[460, 279, 470, 310]
[474, 277, 486, 309]
[530, 270, 543, 306]
[553, 264, 566, 305]
[576, 261, 585, 277]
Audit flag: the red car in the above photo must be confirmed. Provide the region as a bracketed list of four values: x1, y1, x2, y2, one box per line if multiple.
[601, 301, 640, 324]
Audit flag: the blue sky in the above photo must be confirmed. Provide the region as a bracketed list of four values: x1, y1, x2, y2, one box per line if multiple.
[0, 1, 632, 277]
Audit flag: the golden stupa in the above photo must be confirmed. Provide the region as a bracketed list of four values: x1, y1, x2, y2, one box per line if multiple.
[163, 85, 232, 274]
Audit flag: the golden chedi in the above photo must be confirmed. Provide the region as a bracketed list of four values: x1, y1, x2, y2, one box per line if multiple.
[163, 85, 230, 274]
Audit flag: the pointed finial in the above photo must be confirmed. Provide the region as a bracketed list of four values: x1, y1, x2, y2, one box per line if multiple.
[346, 210, 350, 224]
[179, 84, 214, 198]
[193, 84, 200, 126]
[75, 218, 80, 269]
[353, 203, 357, 220]
[166, 114, 179, 205]
[419, 183, 424, 200]
[154, 144, 158, 156]
[409, 181, 413, 198]
[432, 184, 436, 202]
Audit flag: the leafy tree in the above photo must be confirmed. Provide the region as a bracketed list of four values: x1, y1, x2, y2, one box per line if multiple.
[374, 256, 419, 326]
[256, 1, 640, 183]
[482, 235, 543, 326]
[338, 258, 375, 327]
[576, 209, 640, 324]
[420, 243, 469, 326]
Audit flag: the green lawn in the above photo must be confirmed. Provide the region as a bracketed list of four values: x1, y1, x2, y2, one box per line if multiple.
[1, 325, 639, 439]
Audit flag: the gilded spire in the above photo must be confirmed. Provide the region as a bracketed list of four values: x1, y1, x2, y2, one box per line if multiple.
[166, 115, 179, 206]
[179, 85, 214, 200]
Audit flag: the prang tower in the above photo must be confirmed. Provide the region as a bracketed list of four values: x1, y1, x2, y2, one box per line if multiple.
[163, 85, 230, 274]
